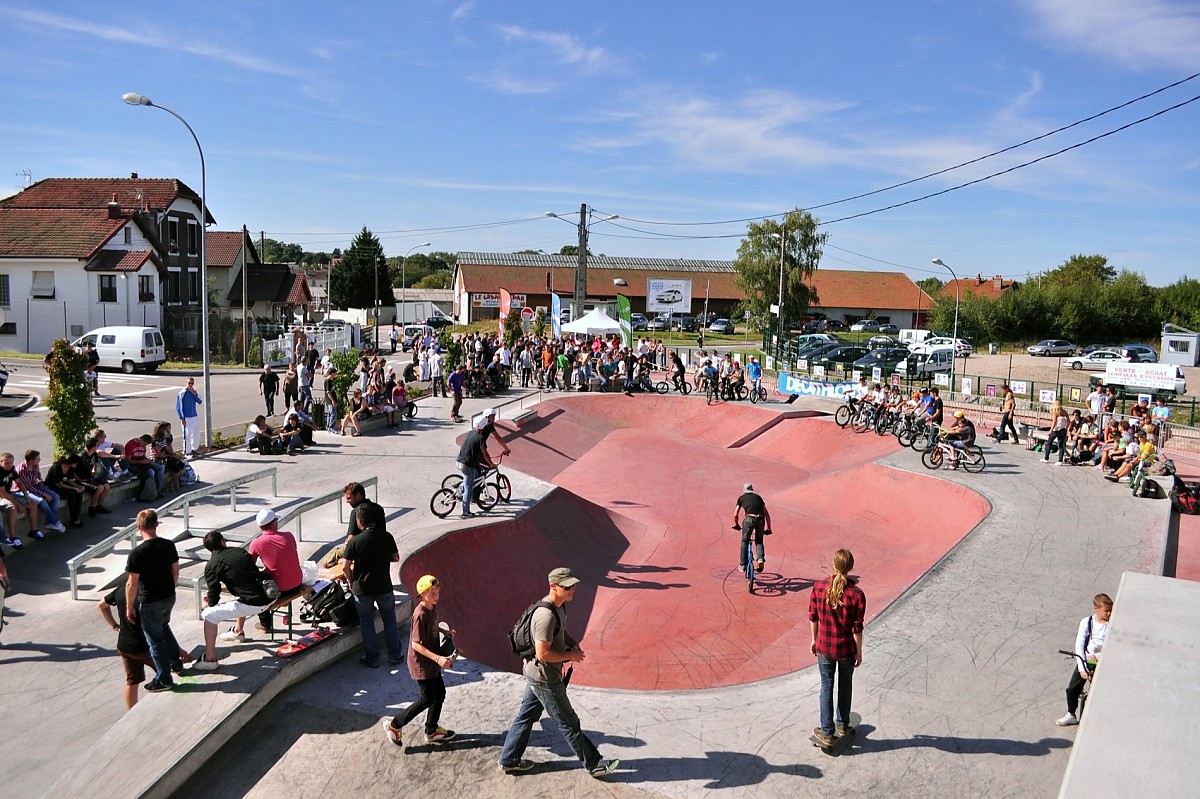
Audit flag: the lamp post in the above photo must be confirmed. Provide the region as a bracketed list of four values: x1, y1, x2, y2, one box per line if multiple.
[771, 229, 787, 359]
[931, 258, 961, 395]
[374, 254, 384, 349]
[400, 241, 432, 316]
[124, 92, 212, 447]
[545, 205, 619, 320]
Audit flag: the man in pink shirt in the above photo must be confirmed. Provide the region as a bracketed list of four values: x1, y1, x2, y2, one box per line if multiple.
[234, 508, 302, 638]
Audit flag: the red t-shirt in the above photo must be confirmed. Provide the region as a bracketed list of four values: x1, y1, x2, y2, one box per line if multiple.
[247, 529, 303, 592]
[124, 438, 148, 463]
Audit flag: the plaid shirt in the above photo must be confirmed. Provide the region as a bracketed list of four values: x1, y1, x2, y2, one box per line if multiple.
[809, 578, 866, 662]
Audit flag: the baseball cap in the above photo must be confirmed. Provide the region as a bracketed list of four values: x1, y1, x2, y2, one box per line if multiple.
[743, 482, 754, 491]
[416, 574, 439, 595]
[472, 415, 488, 431]
[549, 567, 580, 588]
[256, 508, 278, 527]
[483, 407, 498, 417]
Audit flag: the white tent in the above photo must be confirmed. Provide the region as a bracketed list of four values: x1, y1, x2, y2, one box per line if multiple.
[561, 308, 622, 335]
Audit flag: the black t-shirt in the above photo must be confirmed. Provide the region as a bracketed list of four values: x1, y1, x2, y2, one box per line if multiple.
[324, 375, 336, 401]
[346, 498, 383, 538]
[737, 492, 766, 516]
[457, 430, 487, 468]
[104, 586, 149, 655]
[0, 466, 18, 493]
[45, 462, 76, 489]
[260, 372, 281, 394]
[931, 397, 944, 423]
[204, 546, 272, 607]
[956, 418, 977, 444]
[125, 537, 179, 603]
[342, 526, 397, 596]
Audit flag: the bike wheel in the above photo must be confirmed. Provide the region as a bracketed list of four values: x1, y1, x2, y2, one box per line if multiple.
[745, 548, 756, 594]
[921, 448, 944, 470]
[733, 385, 747, 401]
[749, 386, 761, 404]
[497, 474, 512, 503]
[404, 403, 417, 419]
[851, 408, 873, 433]
[874, 413, 891, 436]
[655, 381, 670, 395]
[706, 384, 716, 404]
[430, 488, 458, 518]
[680, 380, 692, 395]
[441, 474, 464, 491]
[962, 449, 986, 473]
[834, 405, 851, 427]
[911, 429, 935, 452]
[475, 482, 500, 511]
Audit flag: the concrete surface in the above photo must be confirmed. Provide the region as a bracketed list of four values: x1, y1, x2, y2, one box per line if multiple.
[0, 387, 1183, 799]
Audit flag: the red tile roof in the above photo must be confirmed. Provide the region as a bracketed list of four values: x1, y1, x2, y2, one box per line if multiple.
[943, 275, 1018, 300]
[205, 231, 256, 267]
[286, 272, 313, 305]
[84, 249, 156, 272]
[0, 177, 213, 223]
[809, 270, 933, 311]
[0, 208, 126, 259]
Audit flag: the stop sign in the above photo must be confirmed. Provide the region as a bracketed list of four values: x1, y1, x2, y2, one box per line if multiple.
[521, 307, 534, 321]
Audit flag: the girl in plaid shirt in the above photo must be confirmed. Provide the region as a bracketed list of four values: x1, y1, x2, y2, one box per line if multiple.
[809, 549, 866, 744]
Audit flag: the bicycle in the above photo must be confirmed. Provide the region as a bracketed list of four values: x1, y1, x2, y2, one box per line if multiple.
[441, 457, 511, 504]
[850, 402, 876, 434]
[747, 381, 769, 404]
[733, 523, 770, 594]
[430, 464, 502, 518]
[655, 375, 693, 395]
[1058, 649, 1096, 719]
[834, 396, 858, 428]
[921, 433, 986, 473]
[721, 381, 748, 402]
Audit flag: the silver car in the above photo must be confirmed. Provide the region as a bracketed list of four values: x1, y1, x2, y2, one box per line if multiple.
[1027, 339, 1075, 357]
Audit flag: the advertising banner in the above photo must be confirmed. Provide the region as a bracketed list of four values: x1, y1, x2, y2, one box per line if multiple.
[472, 292, 526, 308]
[777, 372, 857, 398]
[646, 279, 692, 313]
[551, 294, 562, 338]
[498, 289, 512, 336]
[617, 294, 632, 347]
[1104, 362, 1178, 391]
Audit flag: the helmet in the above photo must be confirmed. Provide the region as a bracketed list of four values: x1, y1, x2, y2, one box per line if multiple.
[954, 410, 965, 418]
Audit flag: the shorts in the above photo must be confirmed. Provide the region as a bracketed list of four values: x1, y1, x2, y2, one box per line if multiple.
[201, 598, 272, 625]
[121, 650, 156, 686]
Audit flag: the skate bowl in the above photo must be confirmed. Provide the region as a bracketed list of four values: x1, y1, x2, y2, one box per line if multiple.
[401, 394, 989, 691]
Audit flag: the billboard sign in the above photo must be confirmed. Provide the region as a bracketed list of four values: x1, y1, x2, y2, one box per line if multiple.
[472, 292, 526, 308]
[646, 279, 692, 313]
[1104, 362, 1179, 392]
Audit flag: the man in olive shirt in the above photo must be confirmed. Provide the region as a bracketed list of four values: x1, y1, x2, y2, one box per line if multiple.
[194, 531, 274, 670]
[340, 502, 403, 668]
[124, 509, 182, 693]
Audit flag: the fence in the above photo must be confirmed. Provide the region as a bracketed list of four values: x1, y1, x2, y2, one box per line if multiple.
[260, 326, 355, 367]
[66, 467, 278, 601]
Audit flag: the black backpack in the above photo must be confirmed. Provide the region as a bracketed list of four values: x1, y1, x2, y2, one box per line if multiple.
[300, 581, 357, 626]
[508, 600, 559, 660]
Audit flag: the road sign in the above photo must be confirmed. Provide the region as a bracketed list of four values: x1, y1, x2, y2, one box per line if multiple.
[744, 310, 751, 320]
[520, 307, 534, 321]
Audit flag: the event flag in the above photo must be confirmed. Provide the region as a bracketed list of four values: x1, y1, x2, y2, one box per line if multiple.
[551, 293, 562, 338]
[499, 288, 512, 337]
[617, 294, 632, 347]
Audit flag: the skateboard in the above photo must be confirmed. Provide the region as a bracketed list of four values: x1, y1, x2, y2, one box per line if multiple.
[809, 712, 861, 755]
[275, 626, 338, 658]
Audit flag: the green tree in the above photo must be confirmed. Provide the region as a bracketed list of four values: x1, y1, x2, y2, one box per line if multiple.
[330, 227, 387, 311]
[44, 339, 96, 459]
[1041, 253, 1116, 288]
[1155, 277, 1200, 331]
[733, 208, 826, 334]
[327, 349, 361, 416]
[533, 307, 547, 338]
[413, 272, 452, 289]
[916, 277, 943, 297]
[503, 306, 524, 349]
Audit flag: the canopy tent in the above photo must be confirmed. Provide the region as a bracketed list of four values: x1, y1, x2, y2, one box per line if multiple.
[562, 308, 622, 335]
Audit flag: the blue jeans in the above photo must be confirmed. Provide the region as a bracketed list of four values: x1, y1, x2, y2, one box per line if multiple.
[460, 464, 479, 516]
[739, 515, 765, 567]
[299, 385, 313, 413]
[499, 675, 602, 771]
[353, 591, 402, 665]
[817, 653, 855, 736]
[1044, 428, 1068, 463]
[139, 596, 182, 685]
[325, 401, 338, 432]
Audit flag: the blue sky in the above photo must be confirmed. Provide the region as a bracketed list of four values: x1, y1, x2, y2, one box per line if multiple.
[1, 0, 1197, 286]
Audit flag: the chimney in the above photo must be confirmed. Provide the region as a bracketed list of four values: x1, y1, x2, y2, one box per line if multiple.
[107, 192, 122, 219]
[130, 171, 138, 179]
[994, 275, 1003, 290]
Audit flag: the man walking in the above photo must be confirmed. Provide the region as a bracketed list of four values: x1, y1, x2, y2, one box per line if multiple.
[175, 377, 203, 457]
[498, 567, 619, 778]
[193, 531, 274, 670]
[448, 363, 467, 423]
[430, 347, 446, 397]
[389, 326, 399, 354]
[297, 360, 313, 413]
[124, 509, 183, 693]
[385, 574, 458, 747]
[339, 502, 403, 668]
[259, 365, 281, 416]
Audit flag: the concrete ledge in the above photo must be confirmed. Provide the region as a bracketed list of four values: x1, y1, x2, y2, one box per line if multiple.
[511, 409, 537, 427]
[7, 477, 142, 541]
[49, 599, 409, 799]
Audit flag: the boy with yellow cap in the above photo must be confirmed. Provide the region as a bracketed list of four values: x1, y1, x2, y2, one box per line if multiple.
[385, 574, 457, 747]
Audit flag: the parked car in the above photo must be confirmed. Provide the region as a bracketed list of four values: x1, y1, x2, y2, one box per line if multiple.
[425, 315, 453, 329]
[630, 313, 649, 331]
[696, 312, 719, 326]
[911, 337, 973, 357]
[646, 315, 672, 331]
[878, 323, 900, 334]
[318, 318, 347, 327]
[1064, 349, 1129, 370]
[708, 318, 735, 334]
[1079, 343, 1105, 357]
[71, 326, 166, 373]
[849, 319, 880, 333]
[895, 347, 955, 377]
[675, 316, 698, 332]
[820, 319, 847, 332]
[1120, 343, 1158, 363]
[852, 348, 910, 372]
[401, 324, 434, 351]
[813, 345, 870, 368]
[868, 335, 900, 348]
[794, 341, 843, 362]
[1027, 339, 1076, 357]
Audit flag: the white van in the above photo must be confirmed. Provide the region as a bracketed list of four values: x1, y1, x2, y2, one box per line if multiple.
[899, 329, 933, 345]
[401, 324, 434, 351]
[895, 347, 954, 377]
[72, 326, 166, 373]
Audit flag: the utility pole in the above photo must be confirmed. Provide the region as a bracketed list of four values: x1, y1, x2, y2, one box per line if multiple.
[575, 202, 587, 320]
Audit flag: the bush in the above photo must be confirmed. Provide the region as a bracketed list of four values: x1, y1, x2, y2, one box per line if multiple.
[44, 339, 96, 459]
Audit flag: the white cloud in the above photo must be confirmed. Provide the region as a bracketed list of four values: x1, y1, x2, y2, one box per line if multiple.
[1021, 0, 1200, 71]
[451, 1, 476, 24]
[494, 24, 615, 73]
[469, 73, 558, 95]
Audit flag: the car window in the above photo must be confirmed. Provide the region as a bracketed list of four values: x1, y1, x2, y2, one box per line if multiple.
[101, 335, 116, 344]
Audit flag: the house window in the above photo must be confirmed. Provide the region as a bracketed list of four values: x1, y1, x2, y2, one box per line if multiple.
[167, 271, 180, 303]
[187, 220, 199, 255]
[138, 274, 155, 302]
[32, 271, 56, 299]
[124, 227, 132, 245]
[188, 271, 200, 303]
[99, 275, 117, 303]
[0, 274, 9, 307]
[167, 218, 179, 253]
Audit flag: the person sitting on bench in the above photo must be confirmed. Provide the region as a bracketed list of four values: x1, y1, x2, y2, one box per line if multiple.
[226, 508, 305, 637]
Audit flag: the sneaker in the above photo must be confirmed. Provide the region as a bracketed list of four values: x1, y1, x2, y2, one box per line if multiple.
[425, 727, 457, 743]
[738, 563, 747, 572]
[388, 655, 405, 665]
[193, 658, 219, 671]
[255, 623, 272, 635]
[500, 759, 536, 774]
[1118, 476, 1131, 484]
[460, 512, 475, 519]
[47, 521, 67, 533]
[385, 721, 403, 747]
[360, 656, 380, 669]
[589, 759, 619, 778]
[755, 560, 765, 572]
[1054, 461, 1068, 466]
[97, 505, 113, 515]
[218, 630, 246, 642]
[812, 727, 836, 747]
[3, 536, 22, 549]
[29, 529, 45, 541]
[143, 679, 174, 693]
[835, 723, 856, 737]
[1055, 713, 1078, 727]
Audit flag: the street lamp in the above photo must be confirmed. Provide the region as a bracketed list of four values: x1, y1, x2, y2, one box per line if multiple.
[124, 91, 212, 447]
[400, 242, 432, 312]
[931, 258, 961, 395]
[545, 205, 619, 319]
[771, 230, 787, 358]
[374, 254, 384, 350]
